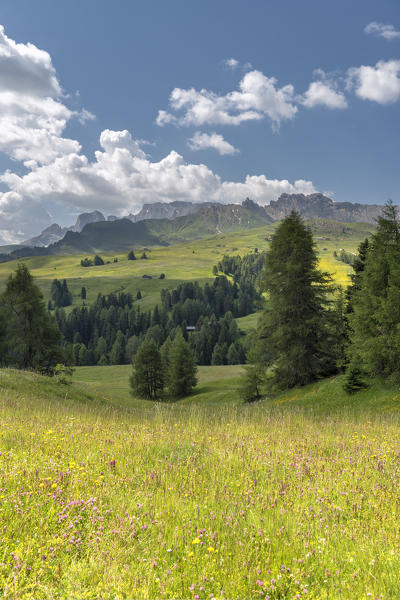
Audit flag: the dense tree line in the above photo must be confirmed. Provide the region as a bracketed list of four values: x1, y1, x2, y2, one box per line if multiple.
[55, 274, 255, 366]
[215, 251, 266, 289]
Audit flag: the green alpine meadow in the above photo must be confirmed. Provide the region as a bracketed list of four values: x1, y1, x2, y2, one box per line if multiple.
[0, 3, 399, 598]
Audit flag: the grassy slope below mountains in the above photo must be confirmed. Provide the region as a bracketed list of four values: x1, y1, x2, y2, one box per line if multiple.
[53, 204, 273, 252]
[0, 221, 372, 310]
[1, 366, 400, 598]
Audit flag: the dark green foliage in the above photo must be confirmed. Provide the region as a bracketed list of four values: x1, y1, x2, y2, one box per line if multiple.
[141, 252, 147, 259]
[335, 249, 356, 266]
[240, 344, 266, 403]
[51, 278, 72, 308]
[80, 257, 93, 267]
[136, 290, 142, 300]
[212, 265, 218, 276]
[1, 263, 64, 373]
[227, 341, 245, 365]
[54, 261, 253, 367]
[261, 211, 337, 390]
[159, 273, 165, 279]
[127, 250, 136, 260]
[217, 251, 266, 291]
[211, 342, 228, 365]
[109, 330, 125, 365]
[94, 254, 104, 266]
[130, 339, 164, 400]
[98, 354, 108, 366]
[343, 364, 368, 394]
[125, 335, 140, 363]
[160, 336, 173, 372]
[345, 238, 369, 315]
[347, 202, 400, 378]
[166, 332, 197, 398]
[81, 286, 87, 299]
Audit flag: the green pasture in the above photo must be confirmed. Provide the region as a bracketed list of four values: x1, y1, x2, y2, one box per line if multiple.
[0, 222, 372, 309]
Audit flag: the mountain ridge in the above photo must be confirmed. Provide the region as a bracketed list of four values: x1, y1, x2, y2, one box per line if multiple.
[1, 194, 388, 259]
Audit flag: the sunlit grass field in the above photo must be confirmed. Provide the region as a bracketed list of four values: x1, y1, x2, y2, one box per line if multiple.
[1, 365, 399, 598]
[0, 222, 370, 308]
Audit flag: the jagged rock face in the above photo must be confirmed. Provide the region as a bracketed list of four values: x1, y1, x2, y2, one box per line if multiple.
[22, 210, 106, 247]
[23, 224, 68, 248]
[265, 193, 383, 224]
[73, 210, 105, 232]
[129, 201, 218, 222]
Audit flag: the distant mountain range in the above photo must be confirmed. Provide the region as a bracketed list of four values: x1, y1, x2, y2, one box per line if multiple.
[0, 193, 386, 260]
[265, 193, 383, 223]
[22, 210, 106, 247]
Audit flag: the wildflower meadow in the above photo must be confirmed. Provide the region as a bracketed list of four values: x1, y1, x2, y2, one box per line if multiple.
[0, 368, 399, 598]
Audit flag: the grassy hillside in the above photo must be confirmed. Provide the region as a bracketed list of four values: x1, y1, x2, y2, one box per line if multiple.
[1, 366, 400, 598]
[0, 221, 372, 309]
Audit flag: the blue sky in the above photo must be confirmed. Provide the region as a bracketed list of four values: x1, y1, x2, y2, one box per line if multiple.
[0, 0, 399, 243]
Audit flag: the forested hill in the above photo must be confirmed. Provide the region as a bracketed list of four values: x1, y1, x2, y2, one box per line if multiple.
[6, 200, 273, 258]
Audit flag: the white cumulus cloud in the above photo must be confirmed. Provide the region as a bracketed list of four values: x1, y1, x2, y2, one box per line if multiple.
[188, 132, 238, 155]
[364, 22, 400, 41]
[0, 128, 316, 243]
[347, 59, 400, 104]
[156, 69, 298, 131]
[0, 25, 92, 166]
[302, 80, 348, 109]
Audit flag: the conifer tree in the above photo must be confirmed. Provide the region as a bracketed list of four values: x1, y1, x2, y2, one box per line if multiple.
[81, 286, 87, 299]
[94, 255, 104, 266]
[127, 250, 136, 260]
[130, 339, 164, 400]
[343, 364, 368, 394]
[1, 263, 63, 372]
[347, 201, 400, 377]
[167, 331, 197, 398]
[261, 211, 336, 389]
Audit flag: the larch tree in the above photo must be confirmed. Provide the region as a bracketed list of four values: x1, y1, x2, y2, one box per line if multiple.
[261, 211, 337, 390]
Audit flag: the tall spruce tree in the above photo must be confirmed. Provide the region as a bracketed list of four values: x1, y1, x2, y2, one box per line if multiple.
[1, 263, 64, 372]
[347, 201, 400, 378]
[261, 211, 336, 389]
[167, 331, 197, 398]
[130, 339, 164, 400]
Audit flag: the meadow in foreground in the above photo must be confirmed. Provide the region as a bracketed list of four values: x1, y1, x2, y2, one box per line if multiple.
[0, 366, 398, 599]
